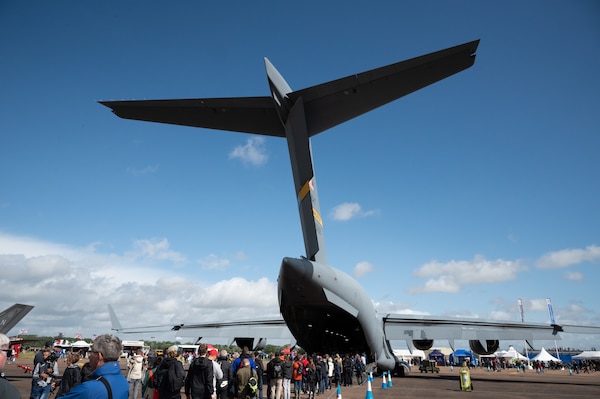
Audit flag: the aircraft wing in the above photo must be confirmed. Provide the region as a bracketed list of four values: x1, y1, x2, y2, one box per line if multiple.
[0, 304, 34, 334]
[172, 317, 296, 346]
[99, 97, 285, 137]
[384, 314, 560, 342]
[383, 313, 600, 350]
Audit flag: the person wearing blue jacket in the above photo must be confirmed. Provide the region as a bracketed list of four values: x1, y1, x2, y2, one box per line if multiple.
[60, 334, 128, 399]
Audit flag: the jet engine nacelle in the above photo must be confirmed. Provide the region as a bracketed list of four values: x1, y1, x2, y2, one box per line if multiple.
[412, 339, 434, 351]
[469, 340, 500, 355]
[234, 338, 267, 351]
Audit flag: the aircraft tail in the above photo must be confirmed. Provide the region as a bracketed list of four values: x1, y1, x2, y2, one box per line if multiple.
[108, 304, 123, 331]
[0, 304, 34, 334]
[265, 59, 328, 264]
[100, 40, 480, 265]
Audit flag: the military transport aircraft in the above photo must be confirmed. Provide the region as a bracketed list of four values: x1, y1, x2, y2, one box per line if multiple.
[101, 40, 599, 373]
[0, 304, 34, 335]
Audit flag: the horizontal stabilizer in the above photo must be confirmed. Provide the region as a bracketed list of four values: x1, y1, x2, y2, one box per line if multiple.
[100, 97, 284, 137]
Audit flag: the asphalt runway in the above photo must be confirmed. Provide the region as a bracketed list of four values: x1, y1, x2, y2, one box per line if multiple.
[4, 362, 599, 399]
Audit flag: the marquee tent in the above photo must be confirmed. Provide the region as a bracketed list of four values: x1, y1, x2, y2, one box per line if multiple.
[503, 346, 528, 361]
[393, 349, 425, 362]
[532, 347, 561, 363]
[449, 349, 475, 366]
[572, 351, 600, 360]
[428, 349, 446, 366]
[71, 340, 91, 348]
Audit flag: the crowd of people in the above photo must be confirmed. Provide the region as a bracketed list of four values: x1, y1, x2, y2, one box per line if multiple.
[139, 346, 368, 399]
[3, 333, 370, 399]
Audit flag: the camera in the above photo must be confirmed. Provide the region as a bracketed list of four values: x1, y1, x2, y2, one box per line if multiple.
[47, 351, 59, 363]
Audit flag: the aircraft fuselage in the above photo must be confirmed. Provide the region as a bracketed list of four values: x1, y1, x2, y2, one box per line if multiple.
[278, 257, 396, 370]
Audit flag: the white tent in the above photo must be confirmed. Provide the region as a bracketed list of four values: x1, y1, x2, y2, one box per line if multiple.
[71, 340, 91, 348]
[506, 346, 528, 361]
[572, 351, 600, 360]
[393, 349, 425, 362]
[532, 347, 561, 363]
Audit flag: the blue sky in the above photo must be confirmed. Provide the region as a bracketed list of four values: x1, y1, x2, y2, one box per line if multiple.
[1, 1, 599, 351]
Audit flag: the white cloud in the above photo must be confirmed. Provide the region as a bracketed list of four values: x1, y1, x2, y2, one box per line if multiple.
[0, 233, 279, 340]
[536, 245, 600, 269]
[229, 136, 268, 166]
[409, 255, 526, 294]
[330, 202, 380, 221]
[371, 300, 430, 316]
[198, 254, 230, 271]
[125, 238, 187, 264]
[565, 271, 583, 281]
[127, 164, 159, 176]
[353, 261, 375, 277]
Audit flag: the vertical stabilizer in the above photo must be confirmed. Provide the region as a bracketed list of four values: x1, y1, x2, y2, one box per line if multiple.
[108, 304, 123, 331]
[0, 304, 34, 334]
[265, 59, 327, 264]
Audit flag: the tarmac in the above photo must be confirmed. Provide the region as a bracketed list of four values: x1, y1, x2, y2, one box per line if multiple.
[4, 361, 599, 399]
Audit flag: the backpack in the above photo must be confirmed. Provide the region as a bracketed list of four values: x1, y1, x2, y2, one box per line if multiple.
[247, 372, 258, 398]
[296, 361, 304, 376]
[155, 359, 184, 393]
[271, 362, 283, 379]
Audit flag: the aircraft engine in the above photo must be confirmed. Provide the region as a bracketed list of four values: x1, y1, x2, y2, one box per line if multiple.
[234, 338, 267, 351]
[412, 339, 434, 350]
[469, 339, 499, 355]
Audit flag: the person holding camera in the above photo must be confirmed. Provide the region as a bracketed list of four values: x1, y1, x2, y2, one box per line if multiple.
[30, 349, 59, 399]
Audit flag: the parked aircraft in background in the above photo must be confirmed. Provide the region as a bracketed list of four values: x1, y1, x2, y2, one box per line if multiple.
[101, 40, 600, 373]
[0, 304, 33, 335]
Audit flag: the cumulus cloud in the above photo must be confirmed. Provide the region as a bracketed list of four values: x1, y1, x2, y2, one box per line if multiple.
[0, 233, 280, 340]
[409, 255, 526, 294]
[229, 136, 268, 166]
[535, 245, 600, 269]
[330, 202, 379, 221]
[353, 261, 375, 277]
[126, 238, 187, 264]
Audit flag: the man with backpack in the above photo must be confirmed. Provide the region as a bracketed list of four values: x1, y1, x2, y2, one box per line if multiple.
[266, 351, 284, 399]
[235, 358, 258, 399]
[156, 346, 185, 399]
[186, 344, 215, 399]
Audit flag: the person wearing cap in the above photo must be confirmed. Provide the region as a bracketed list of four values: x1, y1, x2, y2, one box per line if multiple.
[186, 343, 215, 399]
[208, 347, 224, 396]
[59, 334, 129, 399]
[0, 333, 20, 399]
